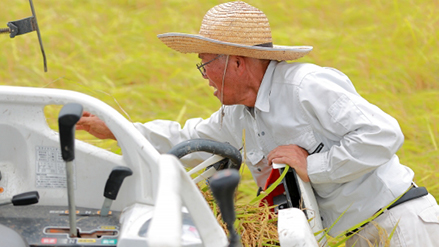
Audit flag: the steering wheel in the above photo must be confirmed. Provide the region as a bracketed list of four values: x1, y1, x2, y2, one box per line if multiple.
[167, 139, 242, 183]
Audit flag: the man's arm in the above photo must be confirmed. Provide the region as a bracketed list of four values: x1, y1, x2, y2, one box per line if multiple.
[299, 68, 404, 184]
[76, 111, 116, 140]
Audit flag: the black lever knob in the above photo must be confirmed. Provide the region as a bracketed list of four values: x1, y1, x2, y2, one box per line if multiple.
[58, 103, 83, 162]
[104, 166, 133, 200]
[12, 191, 40, 206]
[209, 169, 241, 247]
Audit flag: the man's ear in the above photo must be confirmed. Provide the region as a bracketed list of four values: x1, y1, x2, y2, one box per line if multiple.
[235, 56, 246, 75]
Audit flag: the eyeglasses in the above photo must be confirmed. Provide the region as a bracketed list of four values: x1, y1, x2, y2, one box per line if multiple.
[196, 54, 223, 77]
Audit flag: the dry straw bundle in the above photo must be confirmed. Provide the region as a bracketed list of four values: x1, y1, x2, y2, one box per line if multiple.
[202, 189, 280, 246]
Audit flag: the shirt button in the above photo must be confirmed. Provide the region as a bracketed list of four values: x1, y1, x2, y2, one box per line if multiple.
[261, 131, 265, 136]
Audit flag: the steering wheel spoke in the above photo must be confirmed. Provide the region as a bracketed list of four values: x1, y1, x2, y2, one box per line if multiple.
[187, 155, 225, 176]
[167, 139, 242, 182]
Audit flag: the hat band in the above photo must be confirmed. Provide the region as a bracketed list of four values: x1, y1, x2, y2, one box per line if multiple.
[254, 42, 273, 48]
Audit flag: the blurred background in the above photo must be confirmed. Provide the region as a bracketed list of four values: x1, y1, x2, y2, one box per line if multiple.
[1, 0, 438, 240]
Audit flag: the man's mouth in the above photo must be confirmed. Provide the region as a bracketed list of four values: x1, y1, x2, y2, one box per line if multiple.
[209, 82, 218, 96]
[209, 81, 217, 89]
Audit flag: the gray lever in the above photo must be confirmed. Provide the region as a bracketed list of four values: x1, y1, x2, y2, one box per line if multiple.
[58, 103, 83, 238]
[100, 166, 133, 216]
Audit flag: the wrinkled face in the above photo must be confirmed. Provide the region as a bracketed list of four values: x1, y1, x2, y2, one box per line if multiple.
[198, 53, 242, 105]
[198, 53, 225, 100]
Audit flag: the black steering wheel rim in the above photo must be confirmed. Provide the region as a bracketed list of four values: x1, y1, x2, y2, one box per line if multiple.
[167, 139, 242, 170]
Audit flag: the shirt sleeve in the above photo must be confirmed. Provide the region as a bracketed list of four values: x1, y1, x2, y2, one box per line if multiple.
[133, 107, 241, 167]
[299, 67, 404, 184]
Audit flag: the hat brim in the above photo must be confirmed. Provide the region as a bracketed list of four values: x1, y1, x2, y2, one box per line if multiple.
[158, 33, 312, 61]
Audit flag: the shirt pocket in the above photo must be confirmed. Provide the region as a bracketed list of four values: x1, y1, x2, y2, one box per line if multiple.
[276, 126, 319, 154]
[419, 205, 439, 224]
[245, 150, 271, 188]
[246, 149, 264, 166]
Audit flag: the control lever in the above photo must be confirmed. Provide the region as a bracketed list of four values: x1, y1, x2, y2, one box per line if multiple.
[58, 103, 83, 238]
[0, 191, 39, 207]
[209, 169, 241, 247]
[100, 166, 133, 216]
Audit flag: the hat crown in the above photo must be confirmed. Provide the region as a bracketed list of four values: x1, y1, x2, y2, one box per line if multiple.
[199, 1, 273, 46]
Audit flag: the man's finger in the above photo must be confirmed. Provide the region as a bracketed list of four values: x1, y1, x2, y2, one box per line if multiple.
[76, 117, 89, 125]
[82, 111, 93, 117]
[75, 125, 88, 131]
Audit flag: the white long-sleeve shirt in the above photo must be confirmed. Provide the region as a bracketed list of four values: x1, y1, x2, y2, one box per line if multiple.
[134, 60, 414, 236]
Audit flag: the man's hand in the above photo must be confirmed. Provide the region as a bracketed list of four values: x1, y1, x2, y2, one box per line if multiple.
[267, 144, 310, 182]
[76, 111, 116, 140]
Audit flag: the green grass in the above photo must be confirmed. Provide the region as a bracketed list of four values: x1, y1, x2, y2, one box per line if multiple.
[2, 0, 438, 245]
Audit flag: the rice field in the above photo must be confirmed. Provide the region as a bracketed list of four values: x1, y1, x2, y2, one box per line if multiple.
[1, 0, 438, 246]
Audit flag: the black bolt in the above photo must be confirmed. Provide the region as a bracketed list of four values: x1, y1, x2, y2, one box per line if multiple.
[0, 27, 10, 34]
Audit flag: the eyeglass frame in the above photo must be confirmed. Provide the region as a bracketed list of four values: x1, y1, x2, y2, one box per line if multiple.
[196, 54, 223, 77]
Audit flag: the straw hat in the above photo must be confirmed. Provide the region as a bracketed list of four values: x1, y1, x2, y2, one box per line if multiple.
[157, 1, 312, 61]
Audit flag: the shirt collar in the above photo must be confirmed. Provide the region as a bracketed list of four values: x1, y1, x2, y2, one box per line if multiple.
[254, 60, 277, 113]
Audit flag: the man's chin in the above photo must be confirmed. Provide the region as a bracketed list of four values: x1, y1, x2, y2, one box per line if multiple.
[213, 92, 232, 105]
[213, 93, 225, 104]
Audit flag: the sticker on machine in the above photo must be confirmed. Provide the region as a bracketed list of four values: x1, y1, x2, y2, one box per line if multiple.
[35, 146, 76, 189]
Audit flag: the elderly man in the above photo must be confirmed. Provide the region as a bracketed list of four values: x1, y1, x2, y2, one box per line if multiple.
[77, 1, 439, 246]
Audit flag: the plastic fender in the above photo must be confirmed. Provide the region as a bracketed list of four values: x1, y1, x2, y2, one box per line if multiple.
[278, 207, 319, 247]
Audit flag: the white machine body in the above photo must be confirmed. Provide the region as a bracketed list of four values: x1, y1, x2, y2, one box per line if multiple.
[0, 86, 323, 247]
[0, 86, 227, 247]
